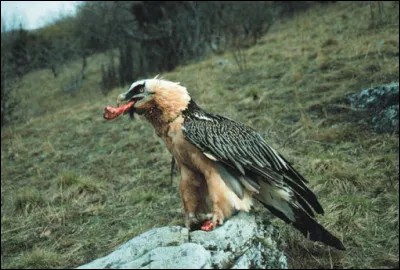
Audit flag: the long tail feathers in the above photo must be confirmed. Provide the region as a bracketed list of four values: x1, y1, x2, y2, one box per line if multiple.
[216, 162, 345, 250]
[255, 181, 345, 250]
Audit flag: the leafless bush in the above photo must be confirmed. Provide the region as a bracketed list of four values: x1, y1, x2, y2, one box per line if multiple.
[369, 1, 385, 27]
[213, 2, 281, 72]
[1, 17, 21, 126]
[1, 58, 20, 126]
[61, 57, 87, 95]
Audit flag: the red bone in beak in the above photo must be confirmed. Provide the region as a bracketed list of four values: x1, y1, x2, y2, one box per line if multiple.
[103, 100, 135, 120]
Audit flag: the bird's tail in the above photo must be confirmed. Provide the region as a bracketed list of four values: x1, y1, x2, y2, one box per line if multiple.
[255, 181, 345, 250]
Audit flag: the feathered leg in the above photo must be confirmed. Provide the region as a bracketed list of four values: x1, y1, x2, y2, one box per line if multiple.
[179, 165, 205, 229]
[202, 170, 231, 230]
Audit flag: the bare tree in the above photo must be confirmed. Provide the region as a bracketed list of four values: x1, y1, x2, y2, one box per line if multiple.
[213, 2, 281, 72]
[75, 1, 137, 93]
[369, 1, 385, 27]
[1, 16, 22, 126]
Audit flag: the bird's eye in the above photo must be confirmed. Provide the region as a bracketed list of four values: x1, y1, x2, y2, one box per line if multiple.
[139, 87, 145, 93]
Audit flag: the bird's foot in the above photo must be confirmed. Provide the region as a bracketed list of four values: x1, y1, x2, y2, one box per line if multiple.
[185, 212, 200, 230]
[200, 210, 224, 231]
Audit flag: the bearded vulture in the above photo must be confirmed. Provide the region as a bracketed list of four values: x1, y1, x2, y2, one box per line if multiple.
[103, 77, 345, 250]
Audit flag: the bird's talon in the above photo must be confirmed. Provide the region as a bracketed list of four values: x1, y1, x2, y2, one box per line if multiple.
[186, 213, 201, 230]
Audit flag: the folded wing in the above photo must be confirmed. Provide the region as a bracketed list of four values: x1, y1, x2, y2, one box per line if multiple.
[182, 101, 345, 250]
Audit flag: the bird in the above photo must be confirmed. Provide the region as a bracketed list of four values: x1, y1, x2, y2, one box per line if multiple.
[103, 77, 345, 250]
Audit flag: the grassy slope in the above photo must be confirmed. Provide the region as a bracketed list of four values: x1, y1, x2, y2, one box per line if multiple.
[1, 2, 399, 269]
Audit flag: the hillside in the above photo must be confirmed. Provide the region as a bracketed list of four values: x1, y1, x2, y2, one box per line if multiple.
[1, 2, 399, 269]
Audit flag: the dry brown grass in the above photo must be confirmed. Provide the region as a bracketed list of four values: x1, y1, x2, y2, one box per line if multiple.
[1, 2, 399, 269]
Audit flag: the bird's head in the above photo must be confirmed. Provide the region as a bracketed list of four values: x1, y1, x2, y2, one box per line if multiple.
[104, 77, 191, 123]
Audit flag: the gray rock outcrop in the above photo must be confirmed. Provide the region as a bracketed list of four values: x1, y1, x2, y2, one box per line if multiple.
[76, 212, 288, 269]
[348, 82, 399, 133]
[372, 104, 399, 134]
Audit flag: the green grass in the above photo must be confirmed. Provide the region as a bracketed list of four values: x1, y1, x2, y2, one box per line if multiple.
[1, 2, 399, 269]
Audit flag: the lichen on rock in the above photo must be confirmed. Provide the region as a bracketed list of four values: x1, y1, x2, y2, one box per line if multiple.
[347, 82, 399, 133]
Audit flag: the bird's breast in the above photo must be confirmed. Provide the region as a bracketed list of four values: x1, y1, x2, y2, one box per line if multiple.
[162, 116, 214, 174]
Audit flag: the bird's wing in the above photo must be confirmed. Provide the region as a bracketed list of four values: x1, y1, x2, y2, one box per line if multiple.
[182, 110, 323, 214]
[182, 106, 345, 250]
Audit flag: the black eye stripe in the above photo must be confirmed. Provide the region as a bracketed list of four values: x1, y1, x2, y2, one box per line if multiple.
[126, 83, 145, 100]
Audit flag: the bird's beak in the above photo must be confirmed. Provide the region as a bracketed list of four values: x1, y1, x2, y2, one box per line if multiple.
[131, 93, 147, 100]
[117, 91, 151, 105]
[117, 93, 126, 107]
[132, 92, 155, 109]
[116, 87, 155, 111]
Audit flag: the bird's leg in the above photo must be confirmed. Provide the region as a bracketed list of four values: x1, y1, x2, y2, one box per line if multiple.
[179, 165, 202, 230]
[202, 171, 226, 231]
[195, 177, 213, 224]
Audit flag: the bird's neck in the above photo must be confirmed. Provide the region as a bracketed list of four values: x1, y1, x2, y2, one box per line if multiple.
[144, 104, 185, 137]
[144, 98, 199, 137]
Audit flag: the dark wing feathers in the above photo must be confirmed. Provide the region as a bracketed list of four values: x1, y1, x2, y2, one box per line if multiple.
[182, 107, 323, 214]
[181, 101, 345, 250]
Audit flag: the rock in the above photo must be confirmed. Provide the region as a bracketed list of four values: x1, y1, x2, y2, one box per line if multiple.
[347, 82, 399, 133]
[348, 82, 399, 110]
[372, 105, 399, 133]
[76, 212, 288, 269]
[123, 243, 212, 269]
[77, 226, 189, 269]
